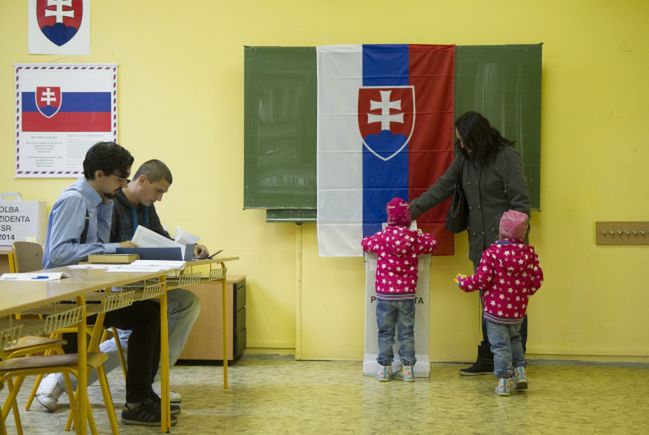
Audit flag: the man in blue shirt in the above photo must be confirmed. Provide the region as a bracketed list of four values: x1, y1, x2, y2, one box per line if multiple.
[42, 159, 203, 407]
[38, 142, 177, 427]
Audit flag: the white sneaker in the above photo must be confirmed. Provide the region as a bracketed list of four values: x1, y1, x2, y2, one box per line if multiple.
[393, 365, 414, 382]
[376, 365, 393, 382]
[170, 390, 182, 404]
[36, 374, 65, 412]
[153, 384, 182, 404]
[495, 377, 513, 396]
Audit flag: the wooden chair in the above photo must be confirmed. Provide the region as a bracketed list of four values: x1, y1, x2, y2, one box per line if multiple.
[10, 241, 128, 413]
[11, 242, 44, 274]
[0, 307, 116, 435]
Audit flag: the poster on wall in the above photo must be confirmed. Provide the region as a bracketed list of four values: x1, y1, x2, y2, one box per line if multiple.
[28, 0, 91, 55]
[15, 64, 117, 178]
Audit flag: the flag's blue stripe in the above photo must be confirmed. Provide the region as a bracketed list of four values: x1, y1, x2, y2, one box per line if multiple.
[362, 44, 409, 86]
[362, 44, 410, 237]
[22, 92, 112, 112]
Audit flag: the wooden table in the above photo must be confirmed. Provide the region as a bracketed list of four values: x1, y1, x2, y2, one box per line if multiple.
[2, 256, 238, 433]
[0, 268, 168, 434]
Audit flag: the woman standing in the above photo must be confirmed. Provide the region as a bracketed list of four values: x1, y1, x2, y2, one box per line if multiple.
[410, 111, 531, 375]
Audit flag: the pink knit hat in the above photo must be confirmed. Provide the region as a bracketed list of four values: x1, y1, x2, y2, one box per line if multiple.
[499, 210, 529, 239]
[386, 197, 411, 227]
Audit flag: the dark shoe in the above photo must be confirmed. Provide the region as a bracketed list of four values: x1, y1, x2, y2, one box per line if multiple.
[459, 359, 494, 376]
[122, 398, 178, 427]
[149, 391, 182, 416]
[459, 344, 493, 376]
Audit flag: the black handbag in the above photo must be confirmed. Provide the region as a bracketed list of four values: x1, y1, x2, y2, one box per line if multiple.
[444, 156, 469, 233]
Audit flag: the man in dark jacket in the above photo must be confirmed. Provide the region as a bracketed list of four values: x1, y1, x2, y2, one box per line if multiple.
[108, 159, 207, 402]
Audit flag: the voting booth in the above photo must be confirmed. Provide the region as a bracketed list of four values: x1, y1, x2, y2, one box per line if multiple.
[0, 193, 47, 247]
[363, 252, 432, 378]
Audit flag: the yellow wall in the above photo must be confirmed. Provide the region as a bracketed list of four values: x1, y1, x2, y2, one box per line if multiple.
[1, 1, 648, 361]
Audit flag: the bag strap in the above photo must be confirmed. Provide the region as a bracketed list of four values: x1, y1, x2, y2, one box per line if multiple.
[80, 209, 89, 244]
[457, 153, 465, 182]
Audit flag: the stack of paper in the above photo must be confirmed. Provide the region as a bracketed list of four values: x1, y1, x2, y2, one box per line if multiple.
[106, 260, 186, 273]
[0, 272, 70, 281]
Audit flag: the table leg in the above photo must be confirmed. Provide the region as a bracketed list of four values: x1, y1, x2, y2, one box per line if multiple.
[220, 263, 228, 390]
[159, 276, 170, 433]
[76, 294, 88, 435]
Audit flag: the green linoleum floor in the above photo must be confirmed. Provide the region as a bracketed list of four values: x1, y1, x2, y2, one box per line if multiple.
[2, 354, 649, 434]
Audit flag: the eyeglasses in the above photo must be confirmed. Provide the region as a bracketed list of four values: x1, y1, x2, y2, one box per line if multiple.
[110, 174, 130, 184]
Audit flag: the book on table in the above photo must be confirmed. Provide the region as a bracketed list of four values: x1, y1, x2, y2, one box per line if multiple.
[87, 253, 140, 264]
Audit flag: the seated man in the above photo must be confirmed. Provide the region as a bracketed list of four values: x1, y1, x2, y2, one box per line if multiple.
[38, 159, 202, 411]
[38, 142, 177, 426]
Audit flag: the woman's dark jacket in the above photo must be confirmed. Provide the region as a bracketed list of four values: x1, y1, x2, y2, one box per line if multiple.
[410, 146, 530, 265]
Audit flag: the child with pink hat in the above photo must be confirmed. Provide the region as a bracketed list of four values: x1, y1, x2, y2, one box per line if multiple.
[361, 197, 437, 382]
[455, 210, 543, 396]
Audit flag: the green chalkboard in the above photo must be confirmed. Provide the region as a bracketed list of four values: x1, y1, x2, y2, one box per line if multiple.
[244, 45, 542, 221]
[244, 47, 317, 213]
[455, 44, 542, 209]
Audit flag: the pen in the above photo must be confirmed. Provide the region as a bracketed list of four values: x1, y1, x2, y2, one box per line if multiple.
[31, 275, 49, 280]
[206, 250, 223, 259]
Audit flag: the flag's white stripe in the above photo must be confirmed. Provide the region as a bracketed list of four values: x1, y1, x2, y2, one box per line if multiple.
[317, 45, 363, 257]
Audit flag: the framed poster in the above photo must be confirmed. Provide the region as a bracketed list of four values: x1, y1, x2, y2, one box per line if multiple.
[15, 64, 117, 178]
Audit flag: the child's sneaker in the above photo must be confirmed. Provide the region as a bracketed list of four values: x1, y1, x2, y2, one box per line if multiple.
[514, 366, 528, 391]
[376, 365, 392, 382]
[495, 377, 512, 396]
[393, 365, 414, 382]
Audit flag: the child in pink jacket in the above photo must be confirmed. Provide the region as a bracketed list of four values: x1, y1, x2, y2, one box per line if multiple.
[361, 197, 437, 382]
[456, 210, 543, 396]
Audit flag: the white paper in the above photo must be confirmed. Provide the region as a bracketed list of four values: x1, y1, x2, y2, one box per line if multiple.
[174, 227, 200, 245]
[0, 272, 70, 281]
[130, 260, 186, 271]
[106, 266, 166, 273]
[68, 264, 111, 269]
[132, 226, 184, 248]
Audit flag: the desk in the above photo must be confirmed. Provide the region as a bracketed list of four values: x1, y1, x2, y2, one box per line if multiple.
[0, 268, 169, 434]
[1, 257, 238, 433]
[171, 256, 239, 391]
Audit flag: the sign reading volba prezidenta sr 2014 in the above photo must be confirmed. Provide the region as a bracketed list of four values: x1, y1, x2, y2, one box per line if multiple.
[0, 200, 47, 246]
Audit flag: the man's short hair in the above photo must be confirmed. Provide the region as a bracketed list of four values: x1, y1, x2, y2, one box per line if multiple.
[83, 141, 134, 180]
[133, 159, 173, 185]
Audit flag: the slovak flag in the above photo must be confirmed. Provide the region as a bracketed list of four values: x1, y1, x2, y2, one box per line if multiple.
[21, 86, 112, 132]
[317, 44, 455, 256]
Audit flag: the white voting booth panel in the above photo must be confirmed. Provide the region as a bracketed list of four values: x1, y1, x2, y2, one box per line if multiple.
[363, 252, 431, 378]
[0, 193, 47, 246]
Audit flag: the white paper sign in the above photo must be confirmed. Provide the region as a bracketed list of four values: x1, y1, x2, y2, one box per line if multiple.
[28, 0, 91, 55]
[0, 200, 48, 246]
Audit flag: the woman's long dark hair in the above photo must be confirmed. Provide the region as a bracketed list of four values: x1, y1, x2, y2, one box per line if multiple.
[455, 111, 514, 166]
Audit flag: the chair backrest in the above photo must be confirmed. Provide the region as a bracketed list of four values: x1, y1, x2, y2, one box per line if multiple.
[12, 241, 44, 272]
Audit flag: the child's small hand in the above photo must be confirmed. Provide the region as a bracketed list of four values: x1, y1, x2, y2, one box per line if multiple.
[454, 273, 466, 284]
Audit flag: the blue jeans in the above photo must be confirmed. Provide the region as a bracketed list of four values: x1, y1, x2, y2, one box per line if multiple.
[376, 299, 416, 367]
[56, 288, 200, 388]
[485, 319, 525, 379]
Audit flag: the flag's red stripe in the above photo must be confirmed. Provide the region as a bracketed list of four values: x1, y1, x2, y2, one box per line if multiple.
[408, 44, 456, 255]
[22, 112, 111, 132]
